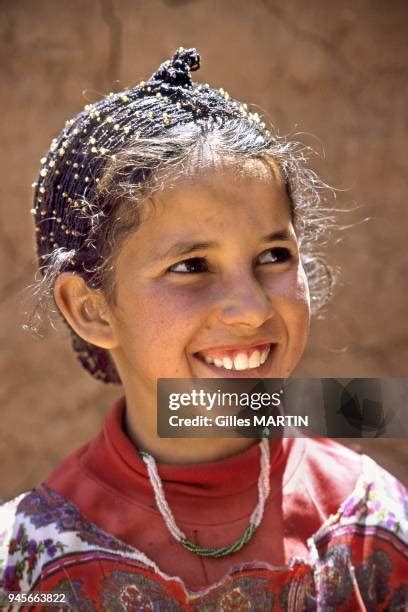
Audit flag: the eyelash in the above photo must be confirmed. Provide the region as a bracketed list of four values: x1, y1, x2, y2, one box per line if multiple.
[168, 247, 293, 274]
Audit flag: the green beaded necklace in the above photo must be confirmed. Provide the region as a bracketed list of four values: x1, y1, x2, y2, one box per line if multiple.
[139, 440, 270, 558]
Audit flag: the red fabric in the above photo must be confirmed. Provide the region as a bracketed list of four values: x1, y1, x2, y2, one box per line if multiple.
[45, 395, 363, 590]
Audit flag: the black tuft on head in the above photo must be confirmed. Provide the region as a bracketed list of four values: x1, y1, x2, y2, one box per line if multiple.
[148, 47, 200, 90]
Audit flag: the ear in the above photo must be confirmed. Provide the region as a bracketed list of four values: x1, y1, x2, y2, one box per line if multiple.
[53, 273, 118, 350]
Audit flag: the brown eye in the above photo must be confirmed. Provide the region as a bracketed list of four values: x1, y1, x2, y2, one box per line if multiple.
[257, 247, 292, 265]
[168, 257, 209, 274]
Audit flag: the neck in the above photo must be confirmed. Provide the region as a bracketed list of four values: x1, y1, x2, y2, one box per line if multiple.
[124, 400, 258, 464]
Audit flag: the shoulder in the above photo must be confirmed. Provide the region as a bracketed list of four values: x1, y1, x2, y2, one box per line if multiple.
[292, 437, 365, 516]
[295, 438, 407, 535]
[304, 438, 406, 527]
[0, 485, 170, 607]
[307, 445, 407, 557]
[0, 488, 82, 591]
[0, 490, 44, 591]
[307, 453, 407, 608]
[0, 484, 145, 594]
[0, 486, 91, 592]
[302, 436, 364, 476]
[344, 453, 407, 539]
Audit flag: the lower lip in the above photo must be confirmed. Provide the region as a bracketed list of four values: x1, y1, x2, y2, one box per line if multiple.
[193, 345, 277, 378]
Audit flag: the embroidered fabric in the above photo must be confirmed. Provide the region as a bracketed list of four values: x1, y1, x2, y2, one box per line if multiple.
[1, 455, 407, 611]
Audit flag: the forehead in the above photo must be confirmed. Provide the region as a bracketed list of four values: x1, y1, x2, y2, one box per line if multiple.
[142, 158, 291, 238]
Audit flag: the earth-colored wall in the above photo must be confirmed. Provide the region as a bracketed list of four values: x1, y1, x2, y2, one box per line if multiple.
[1, 0, 407, 499]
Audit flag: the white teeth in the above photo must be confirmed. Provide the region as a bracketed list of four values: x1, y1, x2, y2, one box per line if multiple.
[248, 350, 261, 368]
[234, 353, 249, 370]
[200, 345, 273, 371]
[222, 356, 233, 370]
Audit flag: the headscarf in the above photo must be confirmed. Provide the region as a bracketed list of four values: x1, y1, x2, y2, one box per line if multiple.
[32, 48, 267, 383]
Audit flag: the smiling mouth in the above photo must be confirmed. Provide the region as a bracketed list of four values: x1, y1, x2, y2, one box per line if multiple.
[194, 343, 274, 373]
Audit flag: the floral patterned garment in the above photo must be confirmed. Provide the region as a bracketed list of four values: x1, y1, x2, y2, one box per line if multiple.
[0, 455, 407, 611]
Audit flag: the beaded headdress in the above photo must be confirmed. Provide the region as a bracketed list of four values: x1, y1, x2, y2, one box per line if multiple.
[31, 48, 268, 384]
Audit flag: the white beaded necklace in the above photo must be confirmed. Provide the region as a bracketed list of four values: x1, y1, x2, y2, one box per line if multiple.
[139, 439, 271, 558]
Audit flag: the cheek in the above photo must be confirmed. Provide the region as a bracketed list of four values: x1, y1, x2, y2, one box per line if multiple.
[147, 284, 210, 329]
[114, 283, 207, 357]
[265, 265, 311, 341]
[295, 264, 311, 316]
[269, 267, 310, 376]
[289, 265, 311, 334]
[264, 264, 310, 313]
[285, 267, 311, 369]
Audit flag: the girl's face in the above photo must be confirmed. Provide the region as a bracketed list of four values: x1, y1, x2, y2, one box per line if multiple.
[107, 159, 310, 399]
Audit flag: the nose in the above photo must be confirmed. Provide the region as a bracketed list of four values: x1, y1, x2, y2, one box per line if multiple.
[215, 270, 275, 330]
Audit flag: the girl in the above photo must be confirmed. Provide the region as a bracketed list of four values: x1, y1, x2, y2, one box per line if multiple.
[1, 48, 406, 610]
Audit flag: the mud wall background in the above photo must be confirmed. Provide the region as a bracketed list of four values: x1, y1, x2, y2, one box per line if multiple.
[1, 0, 407, 498]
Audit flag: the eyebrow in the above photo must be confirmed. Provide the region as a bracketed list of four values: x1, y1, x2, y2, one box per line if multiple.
[162, 241, 217, 259]
[157, 230, 294, 260]
[262, 230, 294, 243]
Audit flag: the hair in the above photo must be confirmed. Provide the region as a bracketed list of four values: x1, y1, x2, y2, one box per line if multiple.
[25, 48, 335, 384]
